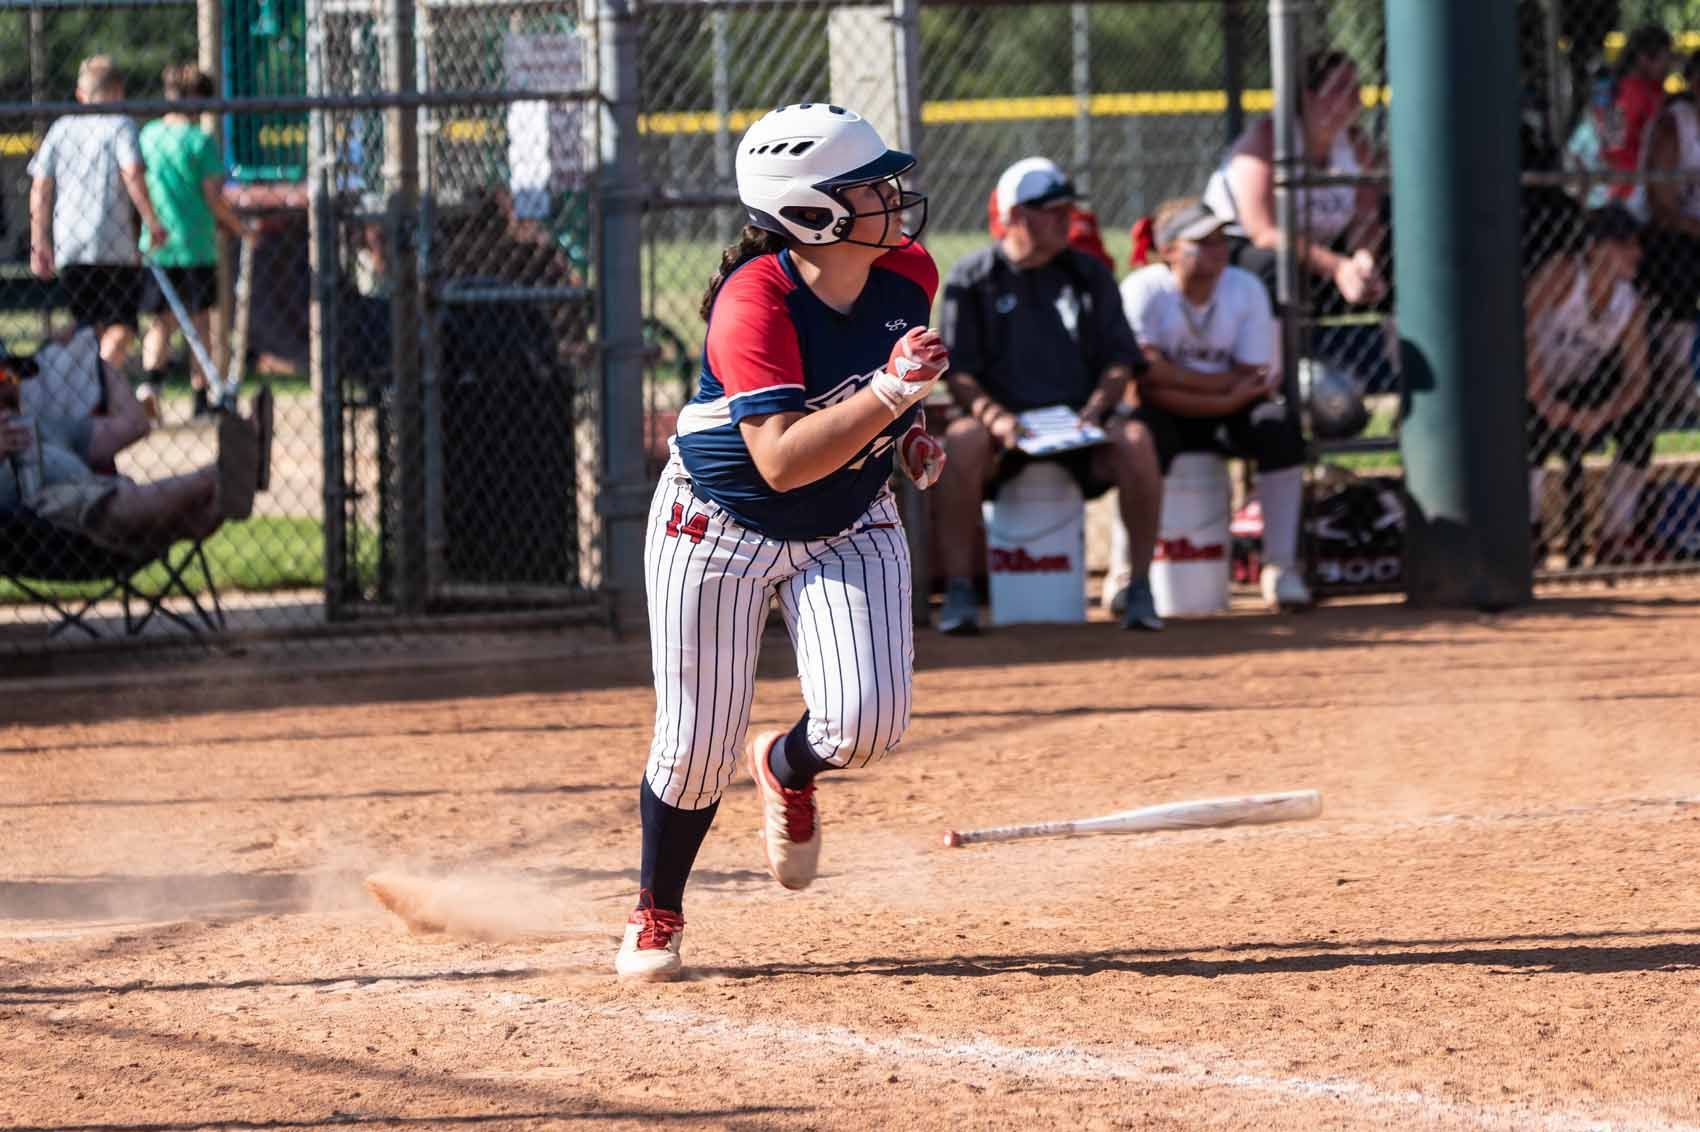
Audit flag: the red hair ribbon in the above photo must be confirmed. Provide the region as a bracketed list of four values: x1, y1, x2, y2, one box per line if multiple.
[1129, 217, 1156, 268]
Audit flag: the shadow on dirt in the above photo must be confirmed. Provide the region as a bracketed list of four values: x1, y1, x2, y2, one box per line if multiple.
[707, 925, 1700, 981]
[0, 965, 541, 1007]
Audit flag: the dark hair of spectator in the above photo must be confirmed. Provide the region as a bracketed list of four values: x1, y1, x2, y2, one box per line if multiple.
[1585, 204, 1641, 246]
[1303, 49, 1356, 96]
[163, 64, 215, 101]
[1618, 25, 1673, 79]
[699, 225, 787, 321]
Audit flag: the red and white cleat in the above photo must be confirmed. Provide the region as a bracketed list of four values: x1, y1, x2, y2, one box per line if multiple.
[746, 729, 821, 891]
[614, 900, 685, 982]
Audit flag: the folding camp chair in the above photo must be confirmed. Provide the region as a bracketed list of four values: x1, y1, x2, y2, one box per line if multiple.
[0, 506, 225, 639]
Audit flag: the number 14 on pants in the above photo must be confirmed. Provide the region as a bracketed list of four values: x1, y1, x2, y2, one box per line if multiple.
[666, 502, 709, 544]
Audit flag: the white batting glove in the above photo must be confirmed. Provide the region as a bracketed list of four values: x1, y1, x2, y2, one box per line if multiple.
[870, 326, 950, 417]
[897, 414, 946, 490]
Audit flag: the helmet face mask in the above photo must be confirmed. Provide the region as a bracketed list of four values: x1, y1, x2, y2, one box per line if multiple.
[803, 174, 927, 249]
[737, 104, 929, 248]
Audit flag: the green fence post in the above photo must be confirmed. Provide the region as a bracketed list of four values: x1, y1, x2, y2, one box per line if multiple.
[1387, 0, 1532, 610]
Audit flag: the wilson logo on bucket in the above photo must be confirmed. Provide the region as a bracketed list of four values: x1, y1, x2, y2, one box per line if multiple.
[990, 547, 1072, 574]
[1154, 537, 1226, 562]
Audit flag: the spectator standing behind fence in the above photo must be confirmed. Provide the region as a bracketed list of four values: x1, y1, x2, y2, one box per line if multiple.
[1120, 198, 1311, 612]
[1201, 49, 1386, 310]
[139, 64, 255, 421]
[1525, 206, 1660, 564]
[935, 157, 1163, 635]
[28, 57, 169, 379]
[1603, 26, 1674, 205]
[1632, 51, 1700, 327]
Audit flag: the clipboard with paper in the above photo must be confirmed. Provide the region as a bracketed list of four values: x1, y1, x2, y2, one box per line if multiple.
[1012, 405, 1108, 457]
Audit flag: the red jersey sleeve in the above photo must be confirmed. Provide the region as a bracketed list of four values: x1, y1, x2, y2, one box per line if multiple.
[873, 241, 940, 306]
[704, 255, 808, 420]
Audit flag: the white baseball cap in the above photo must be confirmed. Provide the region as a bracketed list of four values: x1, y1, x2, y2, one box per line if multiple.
[993, 157, 1077, 221]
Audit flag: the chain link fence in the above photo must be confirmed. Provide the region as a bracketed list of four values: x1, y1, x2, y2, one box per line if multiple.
[9, 0, 1700, 660]
[1518, 3, 1700, 579]
[0, 0, 605, 658]
[1275, 0, 1700, 590]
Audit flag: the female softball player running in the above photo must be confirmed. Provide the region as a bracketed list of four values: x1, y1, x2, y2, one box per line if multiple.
[616, 104, 948, 982]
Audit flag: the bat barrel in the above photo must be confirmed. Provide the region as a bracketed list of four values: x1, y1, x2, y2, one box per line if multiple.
[942, 789, 1322, 848]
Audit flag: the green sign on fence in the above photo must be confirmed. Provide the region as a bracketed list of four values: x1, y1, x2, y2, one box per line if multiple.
[224, 0, 307, 181]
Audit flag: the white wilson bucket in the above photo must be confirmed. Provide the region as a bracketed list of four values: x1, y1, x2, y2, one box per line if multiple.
[1150, 451, 1232, 617]
[982, 461, 1086, 626]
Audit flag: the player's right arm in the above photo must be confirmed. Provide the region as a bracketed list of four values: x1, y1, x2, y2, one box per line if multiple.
[741, 327, 948, 492]
[706, 263, 948, 491]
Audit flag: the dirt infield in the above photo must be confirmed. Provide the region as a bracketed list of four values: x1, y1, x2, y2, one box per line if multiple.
[4, 590, 1700, 1130]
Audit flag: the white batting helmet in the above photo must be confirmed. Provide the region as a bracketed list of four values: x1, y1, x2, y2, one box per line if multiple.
[735, 103, 927, 246]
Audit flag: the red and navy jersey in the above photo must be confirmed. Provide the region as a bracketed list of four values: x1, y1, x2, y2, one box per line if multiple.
[673, 242, 939, 540]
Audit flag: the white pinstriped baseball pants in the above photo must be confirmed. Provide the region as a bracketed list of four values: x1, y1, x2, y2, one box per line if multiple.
[644, 456, 915, 811]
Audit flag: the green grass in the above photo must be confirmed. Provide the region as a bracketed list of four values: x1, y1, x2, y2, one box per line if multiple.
[0, 515, 357, 605]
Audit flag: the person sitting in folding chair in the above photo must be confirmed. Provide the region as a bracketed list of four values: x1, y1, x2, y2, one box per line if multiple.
[1, 338, 268, 555]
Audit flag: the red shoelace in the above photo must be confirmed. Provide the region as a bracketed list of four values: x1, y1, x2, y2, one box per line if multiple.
[778, 782, 817, 844]
[633, 906, 684, 949]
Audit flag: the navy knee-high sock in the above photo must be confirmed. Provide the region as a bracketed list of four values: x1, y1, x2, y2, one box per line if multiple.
[638, 778, 719, 914]
[767, 712, 834, 791]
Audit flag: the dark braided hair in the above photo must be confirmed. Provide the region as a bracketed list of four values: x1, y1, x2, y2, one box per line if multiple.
[700, 225, 788, 321]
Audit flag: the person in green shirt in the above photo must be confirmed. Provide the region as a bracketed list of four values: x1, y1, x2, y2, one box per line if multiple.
[139, 64, 253, 419]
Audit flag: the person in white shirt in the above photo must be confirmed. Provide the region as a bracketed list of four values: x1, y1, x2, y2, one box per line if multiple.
[1120, 198, 1312, 611]
[28, 56, 170, 378]
[1201, 48, 1385, 310]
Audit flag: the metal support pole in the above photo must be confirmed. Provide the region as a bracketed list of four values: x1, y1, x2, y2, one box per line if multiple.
[1387, 0, 1531, 609]
[1071, 3, 1090, 196]
[306, 0, 346, 619]
[1543, 0, 1566, 158]
[383, 0, 425, 614]
[892, 0, 930, 627]
[892, 0, 923, 165]
[416, 0, 444, 596]
[1223, 0, 1245, 146]
[597, 0, 649, 629]
[711, 8, 734, 239]
[199, 0, 232, 382]
[1268, 0, 1305, 399]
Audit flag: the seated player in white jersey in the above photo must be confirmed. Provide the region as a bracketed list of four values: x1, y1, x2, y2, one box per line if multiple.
[1525, 205, 1661, 564]
[1119, 197, 1312, 611]
[614, 104, 950, 982]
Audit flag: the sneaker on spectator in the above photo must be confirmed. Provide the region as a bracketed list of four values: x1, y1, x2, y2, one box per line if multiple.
[1260, 563, 1313, 611]
[937, 579, 980, 636]
[135, 382, 161, 426]
[1120, 577, 1164, 631]
[614, 895, 685, 982]
[1108, 585, 1129, 618]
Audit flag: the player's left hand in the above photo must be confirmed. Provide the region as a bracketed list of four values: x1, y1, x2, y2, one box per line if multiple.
[898, 417, 946, 490]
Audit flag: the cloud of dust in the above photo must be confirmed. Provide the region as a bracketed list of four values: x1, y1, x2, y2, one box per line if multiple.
[361, 868, 578, 941]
